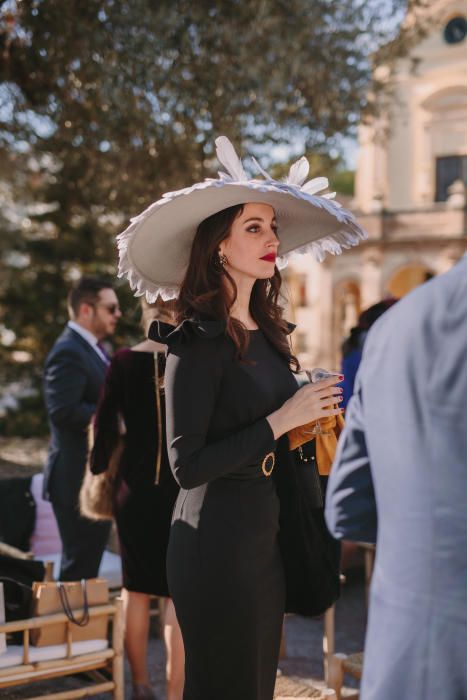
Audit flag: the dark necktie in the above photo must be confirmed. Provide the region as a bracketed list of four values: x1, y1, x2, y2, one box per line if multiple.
[96, 341, 111, 365]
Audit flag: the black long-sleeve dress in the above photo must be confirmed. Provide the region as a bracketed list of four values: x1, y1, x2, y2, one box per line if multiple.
[150, 319, 300, 700]
[90, 348, 179, 595]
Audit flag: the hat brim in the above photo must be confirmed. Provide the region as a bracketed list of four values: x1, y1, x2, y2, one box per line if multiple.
[117, 179, 366, 301]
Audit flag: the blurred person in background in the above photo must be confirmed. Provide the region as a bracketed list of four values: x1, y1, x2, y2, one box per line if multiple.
[90, 298, 183, 700]
[43, 276, 121, 580]
[340, 299, 397, 409]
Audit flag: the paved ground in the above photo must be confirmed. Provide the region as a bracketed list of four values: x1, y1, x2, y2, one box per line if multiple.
[0, 438, 367, 698]
[0, 437, 48, 479]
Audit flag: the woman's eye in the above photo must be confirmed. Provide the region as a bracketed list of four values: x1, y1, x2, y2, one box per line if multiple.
[247, 225, 260, 233]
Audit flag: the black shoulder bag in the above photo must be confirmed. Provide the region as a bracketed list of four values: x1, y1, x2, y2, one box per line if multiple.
[274, 438, 341, 617]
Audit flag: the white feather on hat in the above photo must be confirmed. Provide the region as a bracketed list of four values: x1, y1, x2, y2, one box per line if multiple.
[117, 136, 367, 301]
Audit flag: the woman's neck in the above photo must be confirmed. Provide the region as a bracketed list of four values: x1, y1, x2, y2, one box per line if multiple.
[226, 274, 258, 330]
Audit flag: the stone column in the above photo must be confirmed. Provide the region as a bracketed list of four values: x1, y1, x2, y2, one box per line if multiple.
[318, 258, 335, 369]
[360, 248, 384, 308]
[296, 255, 334, 369]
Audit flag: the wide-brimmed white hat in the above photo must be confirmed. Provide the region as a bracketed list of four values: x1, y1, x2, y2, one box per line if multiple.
[117, 136, 367, 301]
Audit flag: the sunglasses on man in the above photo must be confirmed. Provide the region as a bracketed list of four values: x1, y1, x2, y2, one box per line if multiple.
[88, 302, 121, 315]
[99, 303, 120, 315]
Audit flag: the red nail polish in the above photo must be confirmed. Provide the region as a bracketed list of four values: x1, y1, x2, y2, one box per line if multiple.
[338, 375, 344, 380]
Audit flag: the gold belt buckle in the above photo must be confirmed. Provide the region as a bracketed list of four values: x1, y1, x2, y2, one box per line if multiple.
[261, 452, 275, 477]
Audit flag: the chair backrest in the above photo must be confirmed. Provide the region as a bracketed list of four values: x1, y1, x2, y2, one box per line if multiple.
[0, 477, 35, 551]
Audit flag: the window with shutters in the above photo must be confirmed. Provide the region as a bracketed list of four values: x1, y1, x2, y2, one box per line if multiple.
[435, 155, 467, 201]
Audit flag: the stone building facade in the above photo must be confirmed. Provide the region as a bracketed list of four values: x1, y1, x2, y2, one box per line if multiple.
[287, 0, 467, 369]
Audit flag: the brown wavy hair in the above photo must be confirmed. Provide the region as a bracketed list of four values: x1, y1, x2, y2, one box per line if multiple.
[177, 204, 299, 371]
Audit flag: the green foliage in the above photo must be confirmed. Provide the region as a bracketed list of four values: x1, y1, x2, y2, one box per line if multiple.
[0, 0, 428, 433]
[0, 394, 49, 437]
[331, 171, 355, 197]
[270, 152, 354, 196]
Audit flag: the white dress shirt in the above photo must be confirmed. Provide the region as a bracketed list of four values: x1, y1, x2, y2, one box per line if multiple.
[67, 321, 109, 365]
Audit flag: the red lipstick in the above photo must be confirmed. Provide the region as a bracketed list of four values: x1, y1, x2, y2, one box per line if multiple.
[260, 253, 277, 262]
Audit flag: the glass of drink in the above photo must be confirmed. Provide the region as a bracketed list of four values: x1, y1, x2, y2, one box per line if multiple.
[304, 367, 342, 436]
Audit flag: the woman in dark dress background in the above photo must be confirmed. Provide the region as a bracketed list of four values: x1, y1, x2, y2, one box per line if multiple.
[91, 300, 184, 700]
[150, 203, 344, 700]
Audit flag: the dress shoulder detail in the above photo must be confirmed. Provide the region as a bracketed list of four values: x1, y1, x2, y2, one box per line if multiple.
[148, 319, 226, 345]
[149, 318, 294, 345]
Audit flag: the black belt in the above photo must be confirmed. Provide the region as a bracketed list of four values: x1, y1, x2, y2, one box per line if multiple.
[222, 451, 276, 481]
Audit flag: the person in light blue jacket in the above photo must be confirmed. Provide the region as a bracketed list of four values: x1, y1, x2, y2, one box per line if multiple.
[325, 255, 467, 700]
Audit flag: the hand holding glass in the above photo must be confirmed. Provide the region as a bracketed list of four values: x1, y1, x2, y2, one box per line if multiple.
[304, 367, 342, 436]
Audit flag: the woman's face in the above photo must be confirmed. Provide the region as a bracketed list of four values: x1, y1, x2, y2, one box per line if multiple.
[219, 203, 279, 283]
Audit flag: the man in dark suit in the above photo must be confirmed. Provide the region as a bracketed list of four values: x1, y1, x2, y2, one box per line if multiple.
[325, 255, 467, 699]
[43, 277, 121, 580]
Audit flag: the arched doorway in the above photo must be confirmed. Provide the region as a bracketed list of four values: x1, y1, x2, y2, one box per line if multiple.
[387, 264, 434, 298]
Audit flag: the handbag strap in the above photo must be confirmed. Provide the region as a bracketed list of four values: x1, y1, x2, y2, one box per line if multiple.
[153, 352, 163, 485]
[296, 442, 323, 508]
[57, 579, 90, 627]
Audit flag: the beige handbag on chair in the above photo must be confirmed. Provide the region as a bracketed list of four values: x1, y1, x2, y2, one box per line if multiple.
[30, 578, 109, 646]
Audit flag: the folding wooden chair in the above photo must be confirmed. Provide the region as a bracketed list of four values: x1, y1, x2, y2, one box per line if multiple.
[325, 543, 375, 699]
[327, 652, 362, 700]
[0, 596, 124, 699]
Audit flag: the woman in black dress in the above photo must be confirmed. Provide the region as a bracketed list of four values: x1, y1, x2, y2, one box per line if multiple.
[150, 203, 344, 700]
[91, 301, 184, 700]
[117, 136, 367, 700]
